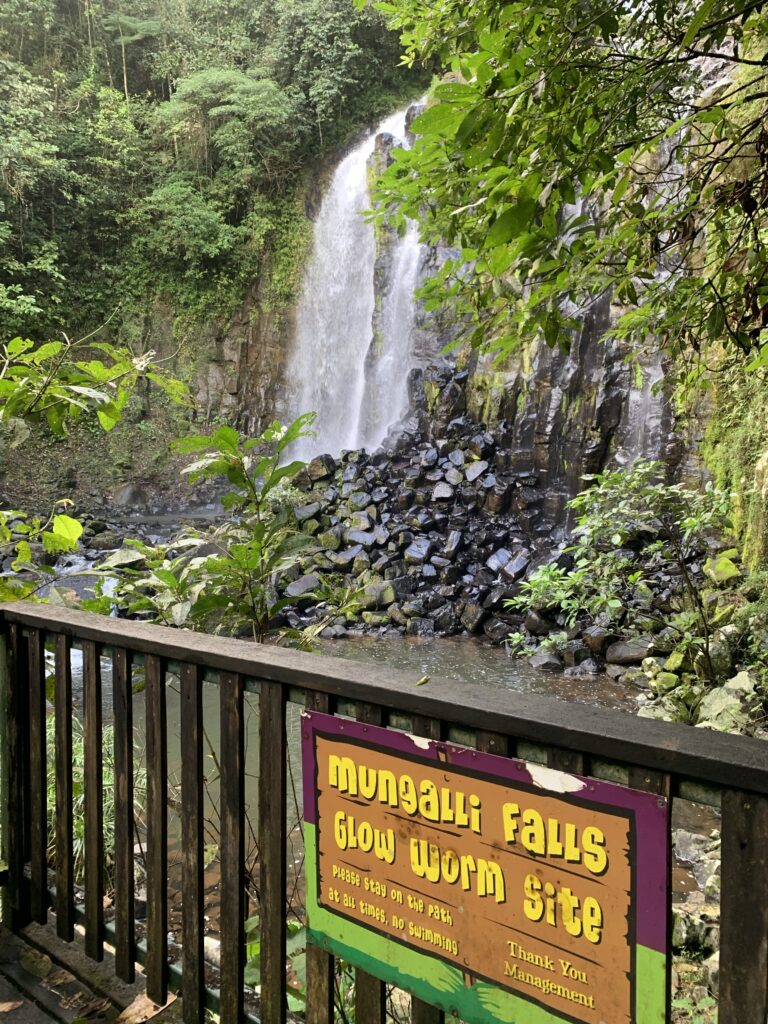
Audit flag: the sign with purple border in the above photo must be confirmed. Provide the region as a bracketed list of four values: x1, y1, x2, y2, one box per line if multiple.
[302, 711, 669, 1024]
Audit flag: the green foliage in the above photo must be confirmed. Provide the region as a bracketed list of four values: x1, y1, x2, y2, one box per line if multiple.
[371, 0, 768, 375]
[0, 335, 184, 439]
[0, 332, 188, 601]
[103, 415, 319, 640]
[672, 993, 718, 1023]
[508, 461, 733, 679]
[703, 367, 768, 569]
[0, 0, 419, 342]
[244, 915, 307, 1011]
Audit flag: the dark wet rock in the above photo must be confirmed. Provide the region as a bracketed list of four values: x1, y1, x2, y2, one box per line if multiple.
[402, 599, 425, 618]
[501, 552, 530, 582]
[606, 637, 655, 664]
[563, 641, 591, 668]
[432, 605, 458, 634]
[582, 625, 610, 655]
[285, 573, 320, 599]
[349, 511, 373, 530]
[483, 586, 511, 611]
[320, 625, 348, 639]
[460, 602, 487, 633]
[469, 432, 494, 457]
[421, 447, 439, 467]
[327, 545, 362, 569]
[484, 484, 512, 514]
[346, 529, 376, 548]
[432, 482, 454, 501]
[486, 548, 512, 573]
[404, 537, 434, 564]
[528, 652, 563, 672]
[348, 491, 371, 511]
[524, 609, 557, 636]
[352, 551, 371, 574]
[564, 658, 600, 677]
[406, 617, 435, 637]
[307, 454, 336, 481]
[388, 604, 408, 626]
[295, 502, 322, 523]
[465, 460, 489, 483]
[87, 530, 122, 551]
[484, 618, 512, 643]
[442, 530, 463, 560]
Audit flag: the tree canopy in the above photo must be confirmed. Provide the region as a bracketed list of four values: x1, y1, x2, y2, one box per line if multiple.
[371, 0, 768, 383]
[0, 0, 418, 341]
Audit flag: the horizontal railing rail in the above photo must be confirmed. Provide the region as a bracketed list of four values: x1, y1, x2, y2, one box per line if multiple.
[0, 601, 766, 1024]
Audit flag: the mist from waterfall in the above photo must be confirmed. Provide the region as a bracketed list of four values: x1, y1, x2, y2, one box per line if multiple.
[284, 107, 421, 461]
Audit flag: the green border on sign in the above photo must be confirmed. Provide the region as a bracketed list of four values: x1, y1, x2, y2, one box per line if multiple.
[304, 824, 666, 1024]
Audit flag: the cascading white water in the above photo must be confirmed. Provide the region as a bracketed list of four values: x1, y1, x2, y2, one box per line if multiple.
[358, 219, 421, 450]
[283, 107, 421, 460]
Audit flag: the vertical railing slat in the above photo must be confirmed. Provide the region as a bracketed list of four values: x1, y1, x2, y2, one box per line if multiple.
[219, 671, 245, 1024]
[354, 702, 386, 1024]
[410, 715, 445, 1024]
[113, 646, 135, 982]
[146, 653, 168, 1003]
[260, 680, 287, 1024]
[54, 633, 74, 939]
[181, 663, 205, 1024]
[547, 746, 585, 774]
[628, 766, 672, 1016]
[475, 730, 509, 757]
[84, 639, 104, 959]
[28, 627, 47, 924]
[305, 691, 335, 1024]
[719, 789, 768, 1022]
[7, 623, 31, 927]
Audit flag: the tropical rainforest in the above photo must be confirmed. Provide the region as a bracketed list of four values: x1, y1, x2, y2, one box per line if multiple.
[2, 4, 768, 1017]
[0, 0, 417, 342]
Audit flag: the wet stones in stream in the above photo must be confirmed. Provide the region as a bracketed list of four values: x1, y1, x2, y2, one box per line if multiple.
[272, 372, 703, 692]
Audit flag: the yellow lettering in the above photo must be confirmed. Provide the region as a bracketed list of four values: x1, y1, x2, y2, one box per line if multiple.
[410, 839, 440, 883]
[334, 810, 348, 850]
[546, 818, 564, 858]
[583, 897, 603, 943]
[358, 765, 376, 800]
[399, 774, 417, 814]
[522, 809, 546, 855]
[419, 780, 439, 821]
[469, 793, 482, 834]
[523, 874, 544, 922]
[477, 859, 506, 904]
[328, 755, 358, 795]
[582, 827, 608, 875]
[563, 823, 581, 864]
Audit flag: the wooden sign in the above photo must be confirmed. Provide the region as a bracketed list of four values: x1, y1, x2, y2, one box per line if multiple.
[301, 711, 668, 1024]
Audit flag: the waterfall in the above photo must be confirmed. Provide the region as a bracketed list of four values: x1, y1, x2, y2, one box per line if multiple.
[358, 220, 421, 451]
[283, 107, 422, 461]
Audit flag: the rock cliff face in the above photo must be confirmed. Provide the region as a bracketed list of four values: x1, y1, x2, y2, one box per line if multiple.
[458, 297, 683, 522]
[195, 277, 298, 433]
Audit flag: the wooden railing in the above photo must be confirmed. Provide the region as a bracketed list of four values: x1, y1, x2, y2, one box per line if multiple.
[0, 602, 767, 1023]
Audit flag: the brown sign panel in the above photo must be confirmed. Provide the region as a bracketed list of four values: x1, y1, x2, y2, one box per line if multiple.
[302, 713, 669, 1024]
